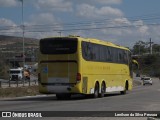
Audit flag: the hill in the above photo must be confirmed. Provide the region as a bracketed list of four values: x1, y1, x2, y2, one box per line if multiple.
[0, 35, 39, 56]
[0, 35, 39, 79]
[0, 35, 38, 48]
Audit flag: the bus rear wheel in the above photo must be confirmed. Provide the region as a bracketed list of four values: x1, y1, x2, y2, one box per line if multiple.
[93, 82, 99, 98]
[99, 82, 106, 98]
[120, 89, 126, 95]
[120, 81, 128, 95]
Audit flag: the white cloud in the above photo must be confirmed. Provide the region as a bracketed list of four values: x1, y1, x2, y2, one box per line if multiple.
[29, 13, 58, 25]
[63, 17, 152, 48]
[104, 18, 132, 36]
[94, 0, 122, 5]
[24, 13, 63, 38]
[97, 6, 123, 16]
[113, 18, 131, 25]
[36, 0, 72, 12]
[0, 14, 62, 39]
[0, 18, 17, 26]
[0, 0, 18, 7]
[0, 18, 21, 36]
[139, 26, 149, 34]
[1, 0, 160, 48]
[77, 4, 123, 18]
[133, 20, 144, 26]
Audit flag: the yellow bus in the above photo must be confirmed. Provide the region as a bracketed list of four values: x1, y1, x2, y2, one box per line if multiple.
[38, 36, 133, 99]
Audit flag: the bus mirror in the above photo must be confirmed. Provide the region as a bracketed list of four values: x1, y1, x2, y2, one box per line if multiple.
[132, 59, 139, 69]
[132, 59, 140, 77]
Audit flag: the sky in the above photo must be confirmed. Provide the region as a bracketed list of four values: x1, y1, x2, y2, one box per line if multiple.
[0, 0, 160, 48]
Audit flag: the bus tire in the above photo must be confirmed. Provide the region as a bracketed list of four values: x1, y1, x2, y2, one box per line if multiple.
[120, 89, 126, 95]
[56, 93, 71, 100]
[99, 82, 105, 98]
[93, 82, 99, 98]
[120, 81, 128, 95]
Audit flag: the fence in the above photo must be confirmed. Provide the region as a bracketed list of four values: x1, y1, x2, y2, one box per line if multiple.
[0, 79, 38, 88]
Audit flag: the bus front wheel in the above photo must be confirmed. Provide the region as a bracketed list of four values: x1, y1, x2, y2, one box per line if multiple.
[99, 82, 106, 98]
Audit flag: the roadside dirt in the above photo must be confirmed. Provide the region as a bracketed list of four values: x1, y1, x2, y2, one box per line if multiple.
[0, 85, 39, 98]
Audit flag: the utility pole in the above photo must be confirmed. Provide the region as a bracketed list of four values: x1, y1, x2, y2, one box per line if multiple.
[20, 0, 25, 68]
[138, 44, 141, 55]
[58, 31, 61, 36]
[19, 0, 25, 86]
[149, 38, 154, 54]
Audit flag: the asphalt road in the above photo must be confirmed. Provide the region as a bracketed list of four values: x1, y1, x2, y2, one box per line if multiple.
[0, 77, 160, 120]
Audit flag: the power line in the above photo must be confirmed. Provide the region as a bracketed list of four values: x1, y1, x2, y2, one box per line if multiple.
[1, 22, 160, 33]
[1, 12, 160, 33]
[25, 23, 160, 32]
[1, 13, 160, 29]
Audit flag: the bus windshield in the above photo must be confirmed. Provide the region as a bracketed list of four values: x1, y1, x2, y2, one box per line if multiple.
[40, 38, 78, 54]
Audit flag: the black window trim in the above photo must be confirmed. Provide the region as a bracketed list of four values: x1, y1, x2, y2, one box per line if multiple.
[81, 41, 131, 65]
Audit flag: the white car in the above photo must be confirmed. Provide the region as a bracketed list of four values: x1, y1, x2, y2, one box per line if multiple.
[143, 77, 152, 85]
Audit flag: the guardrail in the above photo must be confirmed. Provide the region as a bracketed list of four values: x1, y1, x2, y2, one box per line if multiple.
[0, 79, 38, 88]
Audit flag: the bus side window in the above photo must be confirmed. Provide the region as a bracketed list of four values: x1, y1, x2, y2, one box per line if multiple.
[92, 44, 100, 61]
[100, 45, 106, 62]
[109, 47, 114, 62]
[82, 42, 87, 59]
[124, 50, 128, 64]
[88, 43, 94, 60]
[112, 48, 118, 63]
[106, 47, 112, 62]
[118, 50, 122, 63]
[82, 42, 94, 60]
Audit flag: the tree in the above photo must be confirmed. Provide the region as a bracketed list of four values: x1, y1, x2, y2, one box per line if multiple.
[152, 44, 160, 54]
[132, 41, 147, 55]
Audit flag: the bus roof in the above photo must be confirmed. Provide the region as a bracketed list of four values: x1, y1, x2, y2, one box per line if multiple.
[79, 37, 130, 51]
[41, 36, 130, 51]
